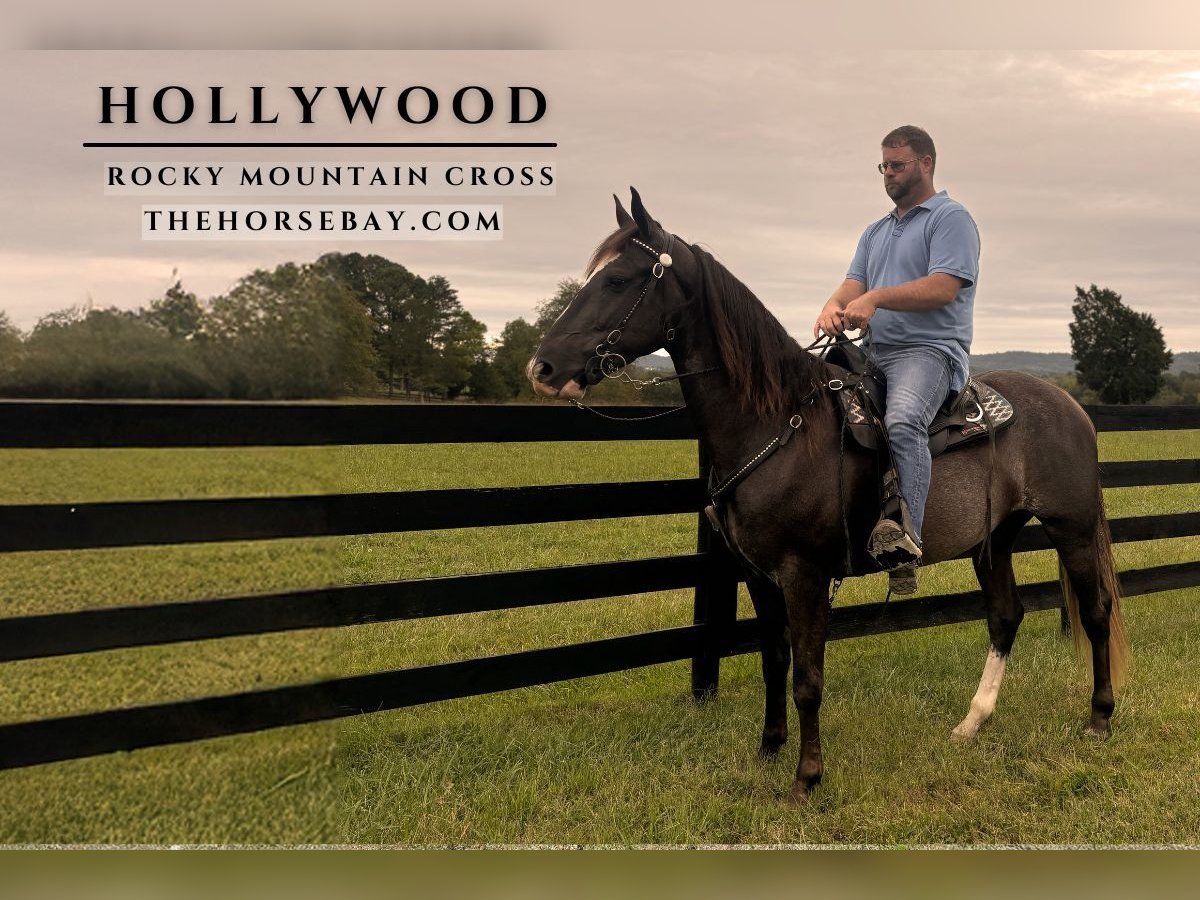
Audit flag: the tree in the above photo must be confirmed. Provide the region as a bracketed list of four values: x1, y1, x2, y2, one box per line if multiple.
[467, 349, 509, 401]
[205, 263, 376, 398]
[1069, 284, 1173, 404]
[31, 304, 89, 333]
[491, 318, 542, 400]
[533, 277, 581, 337]
[317, 252, 422, 394]
[318, 253, 477, 397]
[11, 306, 216, 398]
[0, 311, 23, 385]
[141, 280, 205, 341]
[430, 306, 487, 398]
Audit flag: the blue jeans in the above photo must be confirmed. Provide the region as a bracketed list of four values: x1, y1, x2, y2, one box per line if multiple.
[867, 344, 953, 543]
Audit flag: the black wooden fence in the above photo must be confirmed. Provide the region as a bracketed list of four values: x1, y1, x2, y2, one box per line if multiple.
[0, 400, 1198, 771]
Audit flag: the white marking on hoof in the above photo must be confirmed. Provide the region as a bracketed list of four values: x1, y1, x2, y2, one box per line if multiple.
[952, 647, 1007, 740]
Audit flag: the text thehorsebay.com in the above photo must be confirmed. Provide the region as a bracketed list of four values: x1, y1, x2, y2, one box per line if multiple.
[93, 84, 556, 241]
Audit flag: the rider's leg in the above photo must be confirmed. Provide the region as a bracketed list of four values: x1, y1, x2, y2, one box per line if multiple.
[870, 344, 953, 552]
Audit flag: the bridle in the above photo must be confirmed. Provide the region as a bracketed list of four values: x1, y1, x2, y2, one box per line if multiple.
[582, 233, 718, 391]
[592, 234, 675, 375]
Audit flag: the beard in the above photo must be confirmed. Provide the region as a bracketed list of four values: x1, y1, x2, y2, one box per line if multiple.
[886, 177, 917, 204]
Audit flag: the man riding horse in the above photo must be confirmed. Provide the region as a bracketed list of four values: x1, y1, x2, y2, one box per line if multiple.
[814, 125, 981, 595]
[531, 183, 1126, 802]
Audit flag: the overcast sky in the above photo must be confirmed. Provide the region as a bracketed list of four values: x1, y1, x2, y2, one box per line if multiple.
[1, 50, 1197, 354]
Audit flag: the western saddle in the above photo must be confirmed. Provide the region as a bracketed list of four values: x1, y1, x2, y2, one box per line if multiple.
[823, 335, 1014, 573]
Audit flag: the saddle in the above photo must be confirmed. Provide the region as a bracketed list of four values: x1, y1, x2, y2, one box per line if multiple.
[824, 338, 1014, 457]
[700, 336, 1015, 581]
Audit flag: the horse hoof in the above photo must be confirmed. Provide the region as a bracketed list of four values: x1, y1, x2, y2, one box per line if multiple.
[950, 724, 976, 742]
[786, 774, 821, 806]
[786, 784, 812, 806]
[1084, 723, 1111, 740]
[759, 732, 787, 758]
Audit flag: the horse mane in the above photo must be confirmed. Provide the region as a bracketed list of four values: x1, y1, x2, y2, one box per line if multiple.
[584, 225, 829, 421]
[689, 245, 825, 420]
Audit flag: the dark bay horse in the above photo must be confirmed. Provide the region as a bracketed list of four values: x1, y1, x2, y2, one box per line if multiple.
[529, 189, 1130, 803]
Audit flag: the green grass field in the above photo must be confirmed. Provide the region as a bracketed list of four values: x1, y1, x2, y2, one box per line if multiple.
[0, 428, 1197, 844]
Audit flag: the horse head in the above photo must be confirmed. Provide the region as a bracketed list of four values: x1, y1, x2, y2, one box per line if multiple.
[527, 188, 699, 400]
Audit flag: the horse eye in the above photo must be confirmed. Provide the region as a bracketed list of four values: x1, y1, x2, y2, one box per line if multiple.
[606, 276, 629, 290]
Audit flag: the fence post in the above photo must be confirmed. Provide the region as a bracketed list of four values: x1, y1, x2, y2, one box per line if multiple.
[691, 444, 741, 701]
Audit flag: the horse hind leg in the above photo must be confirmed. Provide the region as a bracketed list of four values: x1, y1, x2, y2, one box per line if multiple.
[1042, 505, 1130, 738]
[746, 575, 791, 757]
[952, 512, 1030, 741]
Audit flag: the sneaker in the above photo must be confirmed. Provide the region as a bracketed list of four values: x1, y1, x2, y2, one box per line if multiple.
[867, 518, 923, 570]
[888, 563, 919, 595]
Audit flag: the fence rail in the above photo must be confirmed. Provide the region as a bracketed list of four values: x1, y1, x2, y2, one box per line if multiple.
[2, 400, 1199, 447]
[0, 400, 1197, 771]
[3, 466, 1198, 553]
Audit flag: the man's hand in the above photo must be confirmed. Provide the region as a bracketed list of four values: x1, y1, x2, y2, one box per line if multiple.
[814, 278, 868, 338]
[813, 302, 847, 338]
[842, 292, 879, 331]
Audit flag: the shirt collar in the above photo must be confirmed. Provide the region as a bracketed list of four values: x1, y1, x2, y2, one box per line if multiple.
[918, 189, 950, 210]
[891, 189, 949, 220]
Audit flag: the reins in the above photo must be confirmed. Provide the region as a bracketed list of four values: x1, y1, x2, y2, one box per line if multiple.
[709, 381, 823, 500]
[803, 332, 866, 356]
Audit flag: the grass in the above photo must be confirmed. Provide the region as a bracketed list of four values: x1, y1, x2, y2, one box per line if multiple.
[0, 430, 1196, 844]
[341, 598, 1200, 845]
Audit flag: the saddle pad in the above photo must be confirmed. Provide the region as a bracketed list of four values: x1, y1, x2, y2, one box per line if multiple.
[956, 381, 1014, 440]
[836, 378, 1014, 457]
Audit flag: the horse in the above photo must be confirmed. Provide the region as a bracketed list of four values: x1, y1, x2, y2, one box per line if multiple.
[528, 188, 1130, 803]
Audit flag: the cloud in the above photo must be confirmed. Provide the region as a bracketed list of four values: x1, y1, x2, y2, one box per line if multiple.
[1, 50, 1198, 352]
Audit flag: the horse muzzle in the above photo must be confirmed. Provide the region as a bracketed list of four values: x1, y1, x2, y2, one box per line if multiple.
[527, 357, 588, 400]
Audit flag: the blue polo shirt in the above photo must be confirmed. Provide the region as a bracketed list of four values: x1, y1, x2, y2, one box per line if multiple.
[847, 190, 980, 391]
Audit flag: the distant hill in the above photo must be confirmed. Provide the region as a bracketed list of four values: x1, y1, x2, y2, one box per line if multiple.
[971, 351, 1200, 376]
[969, 351, 1074, 374]
[638, 350, 1200, 376]
[633, 354, 675, 372]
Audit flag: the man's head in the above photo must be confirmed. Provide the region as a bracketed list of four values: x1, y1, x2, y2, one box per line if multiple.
[879, 125, 936, 208]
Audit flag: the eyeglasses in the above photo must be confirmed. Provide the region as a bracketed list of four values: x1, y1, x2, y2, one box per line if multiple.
[877, 157, 927, 174]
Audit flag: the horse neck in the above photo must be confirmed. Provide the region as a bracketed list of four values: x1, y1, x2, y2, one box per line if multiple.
[666, 300, 829, 481]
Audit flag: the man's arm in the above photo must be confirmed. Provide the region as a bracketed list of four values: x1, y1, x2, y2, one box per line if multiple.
[813, 278, 867, 337]
[841, 273, 966, 330]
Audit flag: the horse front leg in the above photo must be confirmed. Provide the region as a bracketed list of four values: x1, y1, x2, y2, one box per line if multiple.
[780, 562, 831, 803]
[746, 575, 791, 756]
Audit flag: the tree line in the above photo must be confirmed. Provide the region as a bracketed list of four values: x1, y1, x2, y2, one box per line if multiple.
[0, 254, 678, 404]
[0, 263, 1185, 405]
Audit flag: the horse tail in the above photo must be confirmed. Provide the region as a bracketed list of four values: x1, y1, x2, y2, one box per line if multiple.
[1095, 486, 1131, 692]
[1057, 482, 1130, 693]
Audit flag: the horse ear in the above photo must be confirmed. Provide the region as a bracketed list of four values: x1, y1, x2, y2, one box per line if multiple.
[629, 186, 657, 236]
[613, 194, 634, 229]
